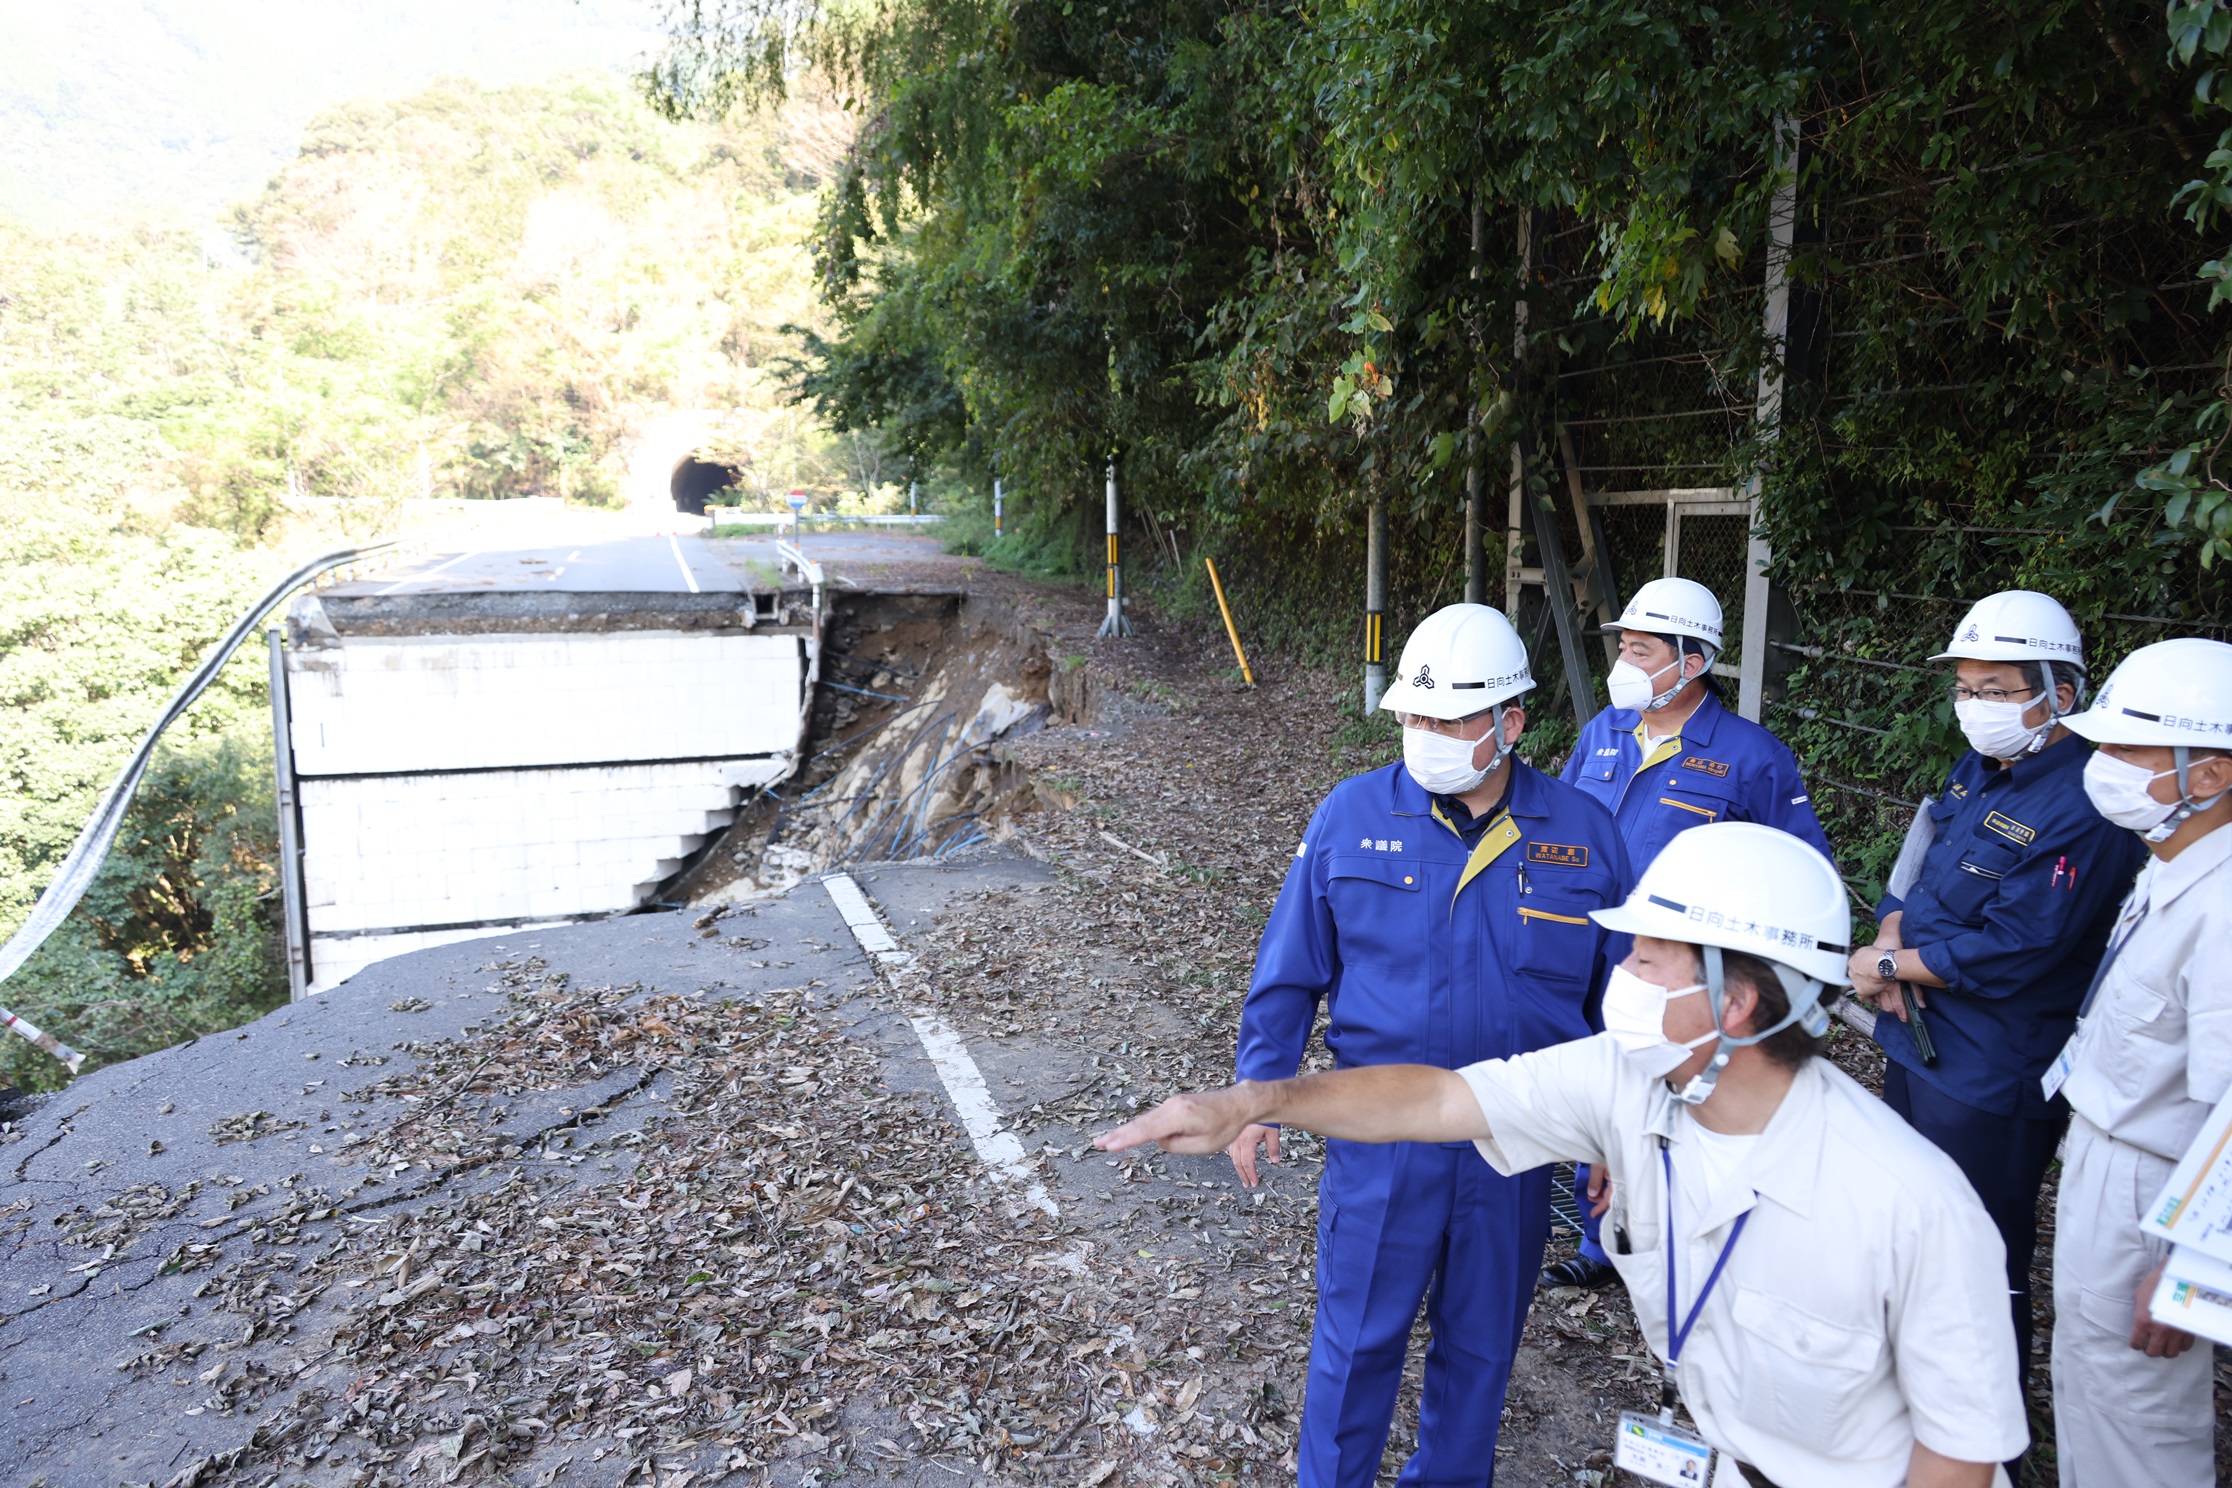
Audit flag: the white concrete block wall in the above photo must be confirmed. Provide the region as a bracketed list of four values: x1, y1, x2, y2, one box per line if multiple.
[288, 631, 803, 775]
[288, 625, 807, 989]
[299, 758, 755, 938]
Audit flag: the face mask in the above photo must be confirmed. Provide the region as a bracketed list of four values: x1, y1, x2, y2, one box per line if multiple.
[1402, 722, 1497, 795]
[2083, 750, 2179, 833]
[1606, 657, 1685, 713]
[1954, 695, 2050, 760]
[1600, 964, 1716, 1079]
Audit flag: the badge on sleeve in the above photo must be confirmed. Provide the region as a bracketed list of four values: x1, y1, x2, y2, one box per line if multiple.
[1613, 1412, 1714, 1485]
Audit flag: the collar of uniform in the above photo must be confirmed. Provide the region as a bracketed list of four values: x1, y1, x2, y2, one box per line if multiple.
[1673, 686, 1725, 746]
[1385, 757, 1548, 819]
[1980, 725, 2089, 783]
[1657, 1057, 1826, 1236]
[2150, 816, 2232, 912]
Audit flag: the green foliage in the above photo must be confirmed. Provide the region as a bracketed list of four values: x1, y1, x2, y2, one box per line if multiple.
[0, 71, 852, 1082]
[0, 734, 284, 1095]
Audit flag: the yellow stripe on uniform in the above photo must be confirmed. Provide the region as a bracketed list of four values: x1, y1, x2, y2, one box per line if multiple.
[1433, 803, 1524, 901]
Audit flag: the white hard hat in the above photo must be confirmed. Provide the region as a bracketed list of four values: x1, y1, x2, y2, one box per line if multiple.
[1604, 577, 1723, 650]
[2064, 638, 2232, 748]
[1379, 604, 1535, 719]
[1591, 821, 1852, 988]
[1931, 590, 2084, 670]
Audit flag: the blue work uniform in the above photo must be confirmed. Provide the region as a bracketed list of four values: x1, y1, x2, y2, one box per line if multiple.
[1560, 684, 1835, 869]
[1559, 684, 1835, 1263]
[1874, 730, 2145, 1397]
[1238, 760, 1629, 1488]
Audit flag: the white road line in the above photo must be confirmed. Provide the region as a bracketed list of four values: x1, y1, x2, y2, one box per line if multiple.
[667, 533, 702, 594]
[820, 873, 1057, 1217]
[373, 548, 479, 595]
[822, 873, 909, 963]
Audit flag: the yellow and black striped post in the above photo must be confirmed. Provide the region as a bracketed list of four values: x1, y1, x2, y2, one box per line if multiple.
[1097, 456, 1134, 638]
[1364, 499, 1387, 711]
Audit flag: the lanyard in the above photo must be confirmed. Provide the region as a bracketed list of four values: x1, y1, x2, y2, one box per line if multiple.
[1659, 1138, 1751, 1417]
[2075, 892, 2152, 1024]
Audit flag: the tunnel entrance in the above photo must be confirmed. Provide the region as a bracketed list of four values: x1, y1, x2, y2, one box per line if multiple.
[670, 455, 741, 515]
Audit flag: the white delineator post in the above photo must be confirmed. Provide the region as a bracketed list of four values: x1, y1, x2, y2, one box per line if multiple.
[1365, 500, 1388, 713]
[1097, 457, 1133, 638]
[993, 476, 1004, 538]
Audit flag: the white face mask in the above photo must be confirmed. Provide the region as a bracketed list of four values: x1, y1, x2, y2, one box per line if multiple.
[1402, 722, 1498, 795]
[2083, 750, 2180, 833]
[1606, 656, 1686, 713]
[1600, 964, 1716, 1079]
[1954, 695, 2050, 760]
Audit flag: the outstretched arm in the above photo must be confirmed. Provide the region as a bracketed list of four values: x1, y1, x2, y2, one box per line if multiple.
[1096, 1065, 1488, 1156]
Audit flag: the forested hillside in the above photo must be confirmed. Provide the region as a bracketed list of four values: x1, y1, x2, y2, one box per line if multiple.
[0, 72, 840, 1091]
[650, 0, 2232, 878]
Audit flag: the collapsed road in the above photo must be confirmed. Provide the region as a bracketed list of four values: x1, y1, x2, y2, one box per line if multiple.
[3, 575, 1695, 1488]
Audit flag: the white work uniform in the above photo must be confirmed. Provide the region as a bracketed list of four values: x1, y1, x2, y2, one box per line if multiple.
[1457, 1036, 2026, 1487]
[2051, 822, 2232, 1488]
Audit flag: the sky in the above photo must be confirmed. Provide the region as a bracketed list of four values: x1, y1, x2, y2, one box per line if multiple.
[0, 0, 668, 229]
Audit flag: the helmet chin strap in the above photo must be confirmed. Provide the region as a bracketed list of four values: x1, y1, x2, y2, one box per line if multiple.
[2148, 744, 2231, 844]
[2018, 661, 2084, 757]
[1671, 946, 1831, 1106]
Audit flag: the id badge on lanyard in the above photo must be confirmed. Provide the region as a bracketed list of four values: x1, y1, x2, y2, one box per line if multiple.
[1613, 1411, 1715, 1484]
[1616, 1139, 1751, 1487]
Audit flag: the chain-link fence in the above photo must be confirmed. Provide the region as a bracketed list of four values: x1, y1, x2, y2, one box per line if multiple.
[1497, 189, 2232, 901]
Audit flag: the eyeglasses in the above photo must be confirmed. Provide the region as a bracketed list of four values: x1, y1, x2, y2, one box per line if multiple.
[1947, 684, 2039, 705]
[1401, 708, 1498, 733]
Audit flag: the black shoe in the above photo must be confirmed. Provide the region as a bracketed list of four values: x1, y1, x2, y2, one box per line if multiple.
[1539, 1255, 1621, 1290]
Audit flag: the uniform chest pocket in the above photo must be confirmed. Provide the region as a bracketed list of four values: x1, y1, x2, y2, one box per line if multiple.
[1730, 1287, 1884, 1444]
[1933, 839, 2020, 923]
[1326, 854, 1426, 967]
[1512, 886, 1604, 981]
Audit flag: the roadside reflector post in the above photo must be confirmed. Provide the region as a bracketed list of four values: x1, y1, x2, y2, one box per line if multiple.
[1097, 455, 1133, 638]
[1205, 558, 1256, 686]
[993, 475, 1004, 538]
[1364, 499, 1388, 713]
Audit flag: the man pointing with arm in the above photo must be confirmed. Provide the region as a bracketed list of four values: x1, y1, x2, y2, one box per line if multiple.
[1227, 604, 1629, 1488]
[1111, 824, 2025, 1488]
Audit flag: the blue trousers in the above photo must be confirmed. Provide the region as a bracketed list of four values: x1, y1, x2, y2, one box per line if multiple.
[1882, 1062, 2066, 1400]
[1300, 1138, 1549, 1488]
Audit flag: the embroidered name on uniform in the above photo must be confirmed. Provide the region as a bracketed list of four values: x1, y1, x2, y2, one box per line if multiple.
[1680, 756, 1730, 777]
[1527, 842, 1589, 867]
[1357, 837, 1406, 852]
[1983, 810, 2036, 846]
[1948, 781, 1969, 798]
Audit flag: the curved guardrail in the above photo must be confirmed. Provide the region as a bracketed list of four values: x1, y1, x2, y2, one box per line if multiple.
[0, 539, 400, 1073]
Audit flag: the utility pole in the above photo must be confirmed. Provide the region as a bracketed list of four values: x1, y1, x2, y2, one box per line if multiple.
[1097, 455, 1133, 638]
[1364, 500, 1388, 712]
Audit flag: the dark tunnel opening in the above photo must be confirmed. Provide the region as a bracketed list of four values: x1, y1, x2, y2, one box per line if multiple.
[670, 456, 741, 515]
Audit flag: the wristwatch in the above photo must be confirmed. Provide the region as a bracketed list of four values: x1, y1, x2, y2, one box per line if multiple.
[1876, 950, 1900, 982]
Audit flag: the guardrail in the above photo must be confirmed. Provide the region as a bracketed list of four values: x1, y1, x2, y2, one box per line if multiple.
[708, 512, 947, 527]
[0, 538, 401, 1073]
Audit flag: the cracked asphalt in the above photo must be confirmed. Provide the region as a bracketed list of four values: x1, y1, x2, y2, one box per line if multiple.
[5, 853, 1328, 1488]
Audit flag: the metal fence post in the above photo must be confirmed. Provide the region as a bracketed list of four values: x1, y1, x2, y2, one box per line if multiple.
[1465, 195, 1490, 605]
[1097, 456, 1134, 638]
[1503, 209, 1531, 620]
[1739, 115, 1799, 723]
[1365, 500, 1388, 713]
[268, 627, 311, 1001]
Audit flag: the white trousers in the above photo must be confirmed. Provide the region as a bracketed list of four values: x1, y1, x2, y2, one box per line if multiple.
[2050, 1114, 2215, 1487]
